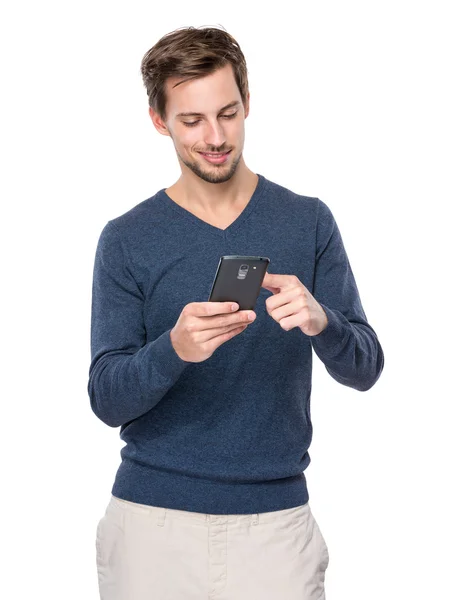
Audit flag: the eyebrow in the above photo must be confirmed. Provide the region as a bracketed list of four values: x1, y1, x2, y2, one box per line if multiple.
[176, 100, 241, 118]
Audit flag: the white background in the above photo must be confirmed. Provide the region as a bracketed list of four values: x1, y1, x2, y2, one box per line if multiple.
[2, 1, 455, 598]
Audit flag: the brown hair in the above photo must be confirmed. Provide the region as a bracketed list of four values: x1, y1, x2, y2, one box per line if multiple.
[140, 25, 249, 122]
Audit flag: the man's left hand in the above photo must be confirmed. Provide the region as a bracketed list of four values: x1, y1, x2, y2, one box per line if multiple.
[261, 272, 329, 336]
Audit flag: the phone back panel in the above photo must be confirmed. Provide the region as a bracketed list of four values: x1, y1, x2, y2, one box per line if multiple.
[208, 255, 270, 310]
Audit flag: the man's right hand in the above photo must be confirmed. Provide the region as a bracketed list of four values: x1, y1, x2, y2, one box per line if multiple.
[170, 302, 256, 363]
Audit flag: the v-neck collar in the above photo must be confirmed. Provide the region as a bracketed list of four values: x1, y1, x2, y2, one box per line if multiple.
[157, 173, 267, 237]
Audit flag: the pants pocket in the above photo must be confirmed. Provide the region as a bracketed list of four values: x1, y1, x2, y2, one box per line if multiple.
[309, 507, 330, 571]
[95, 516, 105, 569]
[95, 506, 124, 574]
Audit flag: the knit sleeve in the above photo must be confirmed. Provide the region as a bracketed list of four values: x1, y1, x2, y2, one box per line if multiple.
[87, 221, 191, 427]
[310, 199, 384, 391]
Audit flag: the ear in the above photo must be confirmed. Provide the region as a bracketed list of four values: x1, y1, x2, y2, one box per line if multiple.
[244, 92, 250, 119]
[149, 107, 171, 137]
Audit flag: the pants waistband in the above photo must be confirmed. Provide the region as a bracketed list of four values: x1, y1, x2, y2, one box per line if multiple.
[107, 494, 309, 527]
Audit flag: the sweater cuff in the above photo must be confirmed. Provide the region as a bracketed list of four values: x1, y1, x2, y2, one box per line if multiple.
[150, 328, 193, 380]
[310, 303, 348, 357]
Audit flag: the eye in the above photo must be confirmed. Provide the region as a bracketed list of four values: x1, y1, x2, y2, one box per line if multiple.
[182, 112, 237, 127]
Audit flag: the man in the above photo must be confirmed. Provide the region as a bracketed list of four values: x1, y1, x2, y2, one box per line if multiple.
[89, 25, 384, 600]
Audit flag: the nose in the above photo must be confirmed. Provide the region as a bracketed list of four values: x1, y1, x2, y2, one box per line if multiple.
[203, 120, 227, 149]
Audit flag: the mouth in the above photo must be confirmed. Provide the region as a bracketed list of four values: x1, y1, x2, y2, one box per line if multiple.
[198, 149, 232, 164]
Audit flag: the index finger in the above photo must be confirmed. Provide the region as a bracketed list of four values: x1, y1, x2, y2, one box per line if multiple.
[191, 301, 239, 316]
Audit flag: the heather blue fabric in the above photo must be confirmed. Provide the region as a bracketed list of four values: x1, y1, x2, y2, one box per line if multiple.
[88, 173, 384, 514]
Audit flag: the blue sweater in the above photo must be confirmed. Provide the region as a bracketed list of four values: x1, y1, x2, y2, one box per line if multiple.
[88, 173, 384, 514]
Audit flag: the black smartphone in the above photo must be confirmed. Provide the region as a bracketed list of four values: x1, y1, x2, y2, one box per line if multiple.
[208, 255, 270, 310]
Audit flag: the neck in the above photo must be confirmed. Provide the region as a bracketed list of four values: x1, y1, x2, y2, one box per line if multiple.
[169, 163, 258, 214]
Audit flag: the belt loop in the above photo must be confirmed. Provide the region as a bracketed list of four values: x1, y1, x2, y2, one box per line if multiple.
[251, 512, 259, 525]
[156, 507, 166, 527]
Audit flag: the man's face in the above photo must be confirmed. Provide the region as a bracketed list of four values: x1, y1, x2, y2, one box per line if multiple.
[151, 64, 249, 184]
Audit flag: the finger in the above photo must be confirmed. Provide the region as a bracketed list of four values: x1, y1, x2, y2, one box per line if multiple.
[191, 301, 239, 316]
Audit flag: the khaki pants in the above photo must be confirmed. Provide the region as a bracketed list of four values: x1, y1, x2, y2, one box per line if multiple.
[95, 494, 329, 599]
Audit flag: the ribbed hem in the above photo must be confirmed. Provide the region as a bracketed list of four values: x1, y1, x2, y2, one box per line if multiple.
[111, 458, 309, 515]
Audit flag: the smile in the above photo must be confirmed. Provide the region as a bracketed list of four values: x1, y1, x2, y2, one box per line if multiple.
[198, 150, 232, 164]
